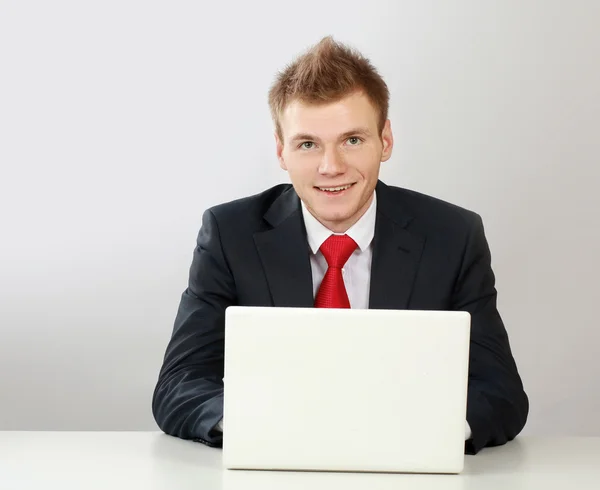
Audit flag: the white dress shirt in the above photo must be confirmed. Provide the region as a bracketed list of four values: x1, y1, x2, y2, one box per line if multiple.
[219, 190, 471, 440]
[301, 192, 377, 309]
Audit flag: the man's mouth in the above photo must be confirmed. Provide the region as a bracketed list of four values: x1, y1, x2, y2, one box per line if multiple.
[315, 183, 355, 193]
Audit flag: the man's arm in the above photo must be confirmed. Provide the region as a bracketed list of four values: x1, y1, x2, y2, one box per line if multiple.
[152, 209, 235, 447]
[452, 213, 529, 454]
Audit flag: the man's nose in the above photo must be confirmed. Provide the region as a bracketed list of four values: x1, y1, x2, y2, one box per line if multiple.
[318, 148, 346, 175]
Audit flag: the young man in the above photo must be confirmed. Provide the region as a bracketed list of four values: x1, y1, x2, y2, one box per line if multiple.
[152, 37, 528, 455]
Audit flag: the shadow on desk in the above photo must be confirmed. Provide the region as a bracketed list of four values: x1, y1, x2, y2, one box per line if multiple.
[464, 437, 527, 475]
[150, 433, 222, 468]
[149, 432, 529, 490]
[222, 439, 529, 490]
[223, 468, 464, 490]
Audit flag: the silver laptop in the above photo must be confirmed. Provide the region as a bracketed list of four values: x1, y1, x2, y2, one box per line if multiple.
[222, 307, 470, 474]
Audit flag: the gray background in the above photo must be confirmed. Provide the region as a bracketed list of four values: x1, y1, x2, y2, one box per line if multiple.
[1, 1, 599, 435]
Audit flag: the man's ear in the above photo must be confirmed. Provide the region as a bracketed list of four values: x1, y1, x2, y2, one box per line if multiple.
[275, 132, 287, 170]
[380, 119, 394, 162]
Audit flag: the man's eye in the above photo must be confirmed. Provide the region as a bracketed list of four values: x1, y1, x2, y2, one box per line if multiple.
[300, 142, 314, 149]
[347, 137, 361, 145]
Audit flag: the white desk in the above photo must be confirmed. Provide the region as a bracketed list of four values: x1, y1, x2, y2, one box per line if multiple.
[1, 432, 599, 489]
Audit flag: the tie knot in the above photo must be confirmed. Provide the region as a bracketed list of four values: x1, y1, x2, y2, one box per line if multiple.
[319, 234, 358, 268]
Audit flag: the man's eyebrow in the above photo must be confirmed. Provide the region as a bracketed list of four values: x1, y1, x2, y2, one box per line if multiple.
[289, 127, 373, 143]
[290, 132, 319, 143]
[339, 127, 372, 139]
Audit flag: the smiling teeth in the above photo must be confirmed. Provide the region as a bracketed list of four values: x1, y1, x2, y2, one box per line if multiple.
[319, 184, 352, 192]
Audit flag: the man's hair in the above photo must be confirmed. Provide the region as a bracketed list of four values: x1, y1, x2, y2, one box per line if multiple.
[268, 36, 390, 141]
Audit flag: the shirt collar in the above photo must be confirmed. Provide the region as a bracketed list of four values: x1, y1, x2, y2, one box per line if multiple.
[301, 191, 377, 254]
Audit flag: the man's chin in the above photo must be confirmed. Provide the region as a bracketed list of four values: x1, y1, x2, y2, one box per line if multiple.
[310, 207, 356, 227]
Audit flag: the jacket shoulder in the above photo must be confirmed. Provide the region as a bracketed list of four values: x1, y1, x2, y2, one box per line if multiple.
[383, 184, 480, 227]
[207, 184, 292, 221]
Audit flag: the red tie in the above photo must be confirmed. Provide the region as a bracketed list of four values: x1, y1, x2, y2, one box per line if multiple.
[314, 234, 358, 308]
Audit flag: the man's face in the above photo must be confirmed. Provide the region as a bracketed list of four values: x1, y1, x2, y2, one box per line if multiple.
[276, 91, 393, 233]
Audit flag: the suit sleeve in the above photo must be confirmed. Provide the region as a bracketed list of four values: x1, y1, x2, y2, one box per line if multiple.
[152, 209, 235, 447]
[451, 214, 529, 454]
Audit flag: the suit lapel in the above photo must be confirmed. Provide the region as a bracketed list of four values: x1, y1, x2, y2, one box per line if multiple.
[253, 181, 425, 310]
[369, 181, 425, 310]
[253, 187, 314, 307]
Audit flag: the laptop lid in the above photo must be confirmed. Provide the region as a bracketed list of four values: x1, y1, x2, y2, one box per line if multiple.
[222, 307, 470, 474]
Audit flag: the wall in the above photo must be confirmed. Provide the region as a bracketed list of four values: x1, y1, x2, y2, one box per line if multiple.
[1, 1, 599, 434]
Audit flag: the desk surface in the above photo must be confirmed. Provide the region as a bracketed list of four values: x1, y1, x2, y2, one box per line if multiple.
[1, 432, 599, 489]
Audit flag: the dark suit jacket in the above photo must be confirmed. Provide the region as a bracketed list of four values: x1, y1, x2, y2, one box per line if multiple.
[152, 180, 528, 454]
